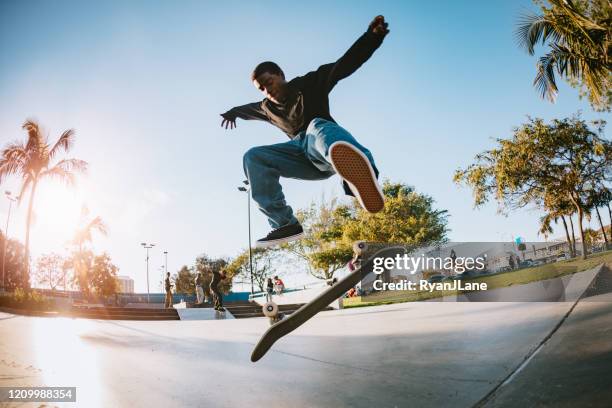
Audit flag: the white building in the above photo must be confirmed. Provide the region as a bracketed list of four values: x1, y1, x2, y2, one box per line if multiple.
[116, 275, 135, 293]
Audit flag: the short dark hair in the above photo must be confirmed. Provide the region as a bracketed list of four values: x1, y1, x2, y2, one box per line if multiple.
[251, 61, 284, 81]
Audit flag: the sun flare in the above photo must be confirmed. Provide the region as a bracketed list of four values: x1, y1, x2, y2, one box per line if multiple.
[30, 182, 86, 250]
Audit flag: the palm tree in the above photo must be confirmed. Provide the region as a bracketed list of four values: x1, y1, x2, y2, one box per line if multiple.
[541, 189, 577, 257]
[0, 120, 87, 287]
[71, 206, 107, 295]
[73, 206, 107, 252]
[516, 0, 611, 109]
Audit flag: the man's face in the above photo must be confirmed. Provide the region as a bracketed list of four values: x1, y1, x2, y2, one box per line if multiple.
[253, 72, 287, 104]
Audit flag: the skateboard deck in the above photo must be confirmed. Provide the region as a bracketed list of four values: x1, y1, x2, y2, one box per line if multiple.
[251, 242, 407, 362]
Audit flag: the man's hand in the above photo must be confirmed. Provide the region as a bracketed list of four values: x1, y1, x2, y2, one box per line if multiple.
[368, 15, 389, 36]
[220, 113, 237, 130]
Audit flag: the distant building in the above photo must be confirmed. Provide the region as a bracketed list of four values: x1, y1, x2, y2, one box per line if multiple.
[116, 275, 135, 293]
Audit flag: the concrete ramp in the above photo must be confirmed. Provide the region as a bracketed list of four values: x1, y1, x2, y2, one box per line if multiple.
[0, 264, 609, 407]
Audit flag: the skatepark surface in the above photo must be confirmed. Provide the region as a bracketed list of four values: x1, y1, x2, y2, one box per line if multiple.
[1, 266, 611, 408]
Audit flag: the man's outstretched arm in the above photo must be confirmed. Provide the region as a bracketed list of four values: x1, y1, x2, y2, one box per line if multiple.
[220, 102, 269, 129]
[319, 15, 390, 92]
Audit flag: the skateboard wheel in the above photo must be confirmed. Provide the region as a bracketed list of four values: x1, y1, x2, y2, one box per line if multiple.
[262, 302, 278, 318]
[353, 240, 368, 255]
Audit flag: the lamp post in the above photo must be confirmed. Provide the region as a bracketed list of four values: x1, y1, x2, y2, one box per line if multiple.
[163, 251, 168, 292]
[140, 242, 155, 303]
[238, 180, 254, 296]
[2, 191, 18, 291]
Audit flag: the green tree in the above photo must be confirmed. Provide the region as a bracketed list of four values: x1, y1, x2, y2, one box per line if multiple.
[343, 182, 450, 245]
[173, 266, 195, 295]
[455, 115, 611, 259]
[0, 234, 28, 289]
[284, 197, 354, 281]
[586, 186, 610, 245]
[194, 254, 231, 295]
[35, 252, 65, 290]
[539, 189, 577, 256]
[284, 182, 449, 281]
[88, 253, 118, 298]
[0, 120, 87, 286]
[226, 247, 280, 292]
[71, 206, 107, 295]
[70, 249, 94, 296]
[516, 0, 611, 111]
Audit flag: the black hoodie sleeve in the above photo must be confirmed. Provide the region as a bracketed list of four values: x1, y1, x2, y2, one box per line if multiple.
[311, 30, 385, 94]
[222, 101, 269, 122]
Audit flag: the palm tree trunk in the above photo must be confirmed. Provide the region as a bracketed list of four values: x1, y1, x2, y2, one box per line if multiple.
[595, 206, 609, 244]
[23, 179, 39, 289]
[577, 207, 587, 260]
[560, 215, 573, 257]
[569, 214, 577, 256]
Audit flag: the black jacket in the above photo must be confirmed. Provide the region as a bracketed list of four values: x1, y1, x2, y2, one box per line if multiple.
[223, 30, 385, 138]
[224, 29, 386, 196]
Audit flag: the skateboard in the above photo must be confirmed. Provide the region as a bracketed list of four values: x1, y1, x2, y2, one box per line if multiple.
[251, 241, 408, 362]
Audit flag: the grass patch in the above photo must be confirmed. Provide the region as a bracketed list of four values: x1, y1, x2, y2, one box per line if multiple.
[342, 250, 612, 309]
[0, 288, 55, 311]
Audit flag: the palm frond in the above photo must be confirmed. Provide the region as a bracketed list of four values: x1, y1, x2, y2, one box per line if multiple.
[22, 119, 45, 152]
[0, 143, 28, 183]
[88, 216, 108, 236]
[39, 166, 76, 187]
[516, 14, 562, 55]
[49, 129, 75, 161]
[52, 159, 88, 175]
[534, 52, 560, 102]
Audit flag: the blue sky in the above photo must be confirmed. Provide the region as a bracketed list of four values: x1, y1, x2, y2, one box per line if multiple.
[0, 0, 609, 291]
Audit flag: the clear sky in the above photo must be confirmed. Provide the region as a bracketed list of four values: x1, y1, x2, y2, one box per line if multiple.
[0, 0, 609, 292]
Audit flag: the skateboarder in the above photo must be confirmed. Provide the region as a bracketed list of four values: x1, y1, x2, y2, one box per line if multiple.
[210, 269, 225, 311]
[164, 272, 173, 308]
[221, 15, 390, 248]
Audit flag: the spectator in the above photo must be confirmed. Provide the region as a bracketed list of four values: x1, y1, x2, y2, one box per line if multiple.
[273, 275, 285, 295]
[266, 278, 274, 302]
[195, 272, 204, 305]
[164, 272, 173, 308]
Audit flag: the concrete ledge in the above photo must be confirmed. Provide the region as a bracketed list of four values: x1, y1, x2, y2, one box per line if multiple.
[176, 308, 235, 320]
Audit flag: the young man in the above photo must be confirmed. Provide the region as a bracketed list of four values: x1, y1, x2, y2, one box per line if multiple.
[164, 272, 173, 309]
[221, 15, 389, 248]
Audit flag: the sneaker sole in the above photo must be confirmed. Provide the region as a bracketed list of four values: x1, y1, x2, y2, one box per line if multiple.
[255, 231, 305, 249]
[329, 141, 384, 213]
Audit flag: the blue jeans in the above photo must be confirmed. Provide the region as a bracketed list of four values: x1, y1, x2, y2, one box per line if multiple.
[243, 118, 376, 228]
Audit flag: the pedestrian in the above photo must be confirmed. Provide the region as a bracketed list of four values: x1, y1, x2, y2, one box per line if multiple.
[266, 277, 274, 302]
[164, 272, 173, 308]
[195, 272, 204, 305]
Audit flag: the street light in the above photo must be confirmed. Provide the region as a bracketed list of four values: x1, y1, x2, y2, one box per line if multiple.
[238, 179, 254, 296]
[140, 242, 155, 303]
[2, 191, 19, 291]
[163, 251, 168, 292]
